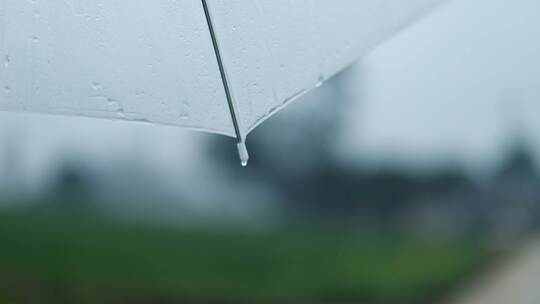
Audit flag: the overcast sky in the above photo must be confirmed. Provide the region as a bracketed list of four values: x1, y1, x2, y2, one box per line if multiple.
[340, 0, 540, 172]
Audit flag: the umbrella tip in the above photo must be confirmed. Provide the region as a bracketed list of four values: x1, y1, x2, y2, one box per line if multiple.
[237, 141, 249, 167]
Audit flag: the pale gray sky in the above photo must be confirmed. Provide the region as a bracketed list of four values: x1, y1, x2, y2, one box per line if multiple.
[340, 0, 540, 172]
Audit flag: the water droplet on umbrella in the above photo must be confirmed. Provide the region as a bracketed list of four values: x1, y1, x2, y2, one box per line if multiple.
[4, 55, 10, 67]
[92, 82, 102, 90]
[179, 102, 190, 120]
[316, 76, 325, 88]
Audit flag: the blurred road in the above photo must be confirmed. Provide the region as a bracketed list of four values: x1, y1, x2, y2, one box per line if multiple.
[445, 237, 540, 304]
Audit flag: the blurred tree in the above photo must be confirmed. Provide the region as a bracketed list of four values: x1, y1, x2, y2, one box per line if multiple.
[497, 142, 539, 180]
[488, 141, 540, 236]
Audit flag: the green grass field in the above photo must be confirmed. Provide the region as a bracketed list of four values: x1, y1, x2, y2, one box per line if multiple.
[0, 211, 485, 304]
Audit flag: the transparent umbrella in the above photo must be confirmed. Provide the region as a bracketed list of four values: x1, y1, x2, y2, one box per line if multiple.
[0, 0, 445, 165]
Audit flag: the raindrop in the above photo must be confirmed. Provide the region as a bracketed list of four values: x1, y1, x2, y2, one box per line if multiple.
[116, 108, 126, 119]
[4, 55, 10, 68]
[92, 82, 102, 90]
[316, 76, 325, 88]
[4, 86, 11, 94]
[107, 97, 123, 112]
[178, 102, 190, 120]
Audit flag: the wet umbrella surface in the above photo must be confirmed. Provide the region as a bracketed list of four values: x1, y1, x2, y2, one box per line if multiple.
[0, 0, 445, 164]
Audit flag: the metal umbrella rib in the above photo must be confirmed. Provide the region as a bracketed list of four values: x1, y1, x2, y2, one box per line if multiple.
[201, 0, 249, 166]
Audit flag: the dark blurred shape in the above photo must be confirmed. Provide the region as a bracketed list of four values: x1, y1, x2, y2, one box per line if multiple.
[486, 141, 540, 241]
[497, 141, 539, 179]
[46, 160, 98, 213]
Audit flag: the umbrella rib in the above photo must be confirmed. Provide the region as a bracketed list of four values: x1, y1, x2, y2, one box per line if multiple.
[202, 0, 249, 166]
[201, 0, 242, 141]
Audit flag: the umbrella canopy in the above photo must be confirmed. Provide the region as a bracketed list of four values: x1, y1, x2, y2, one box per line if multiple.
[0, 0, 444, 164]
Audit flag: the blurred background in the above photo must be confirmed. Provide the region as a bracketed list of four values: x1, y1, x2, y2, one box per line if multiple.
[1, 0, 540, 303]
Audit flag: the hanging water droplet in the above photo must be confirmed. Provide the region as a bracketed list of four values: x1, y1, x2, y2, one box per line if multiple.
[237, 142, 249, 167]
